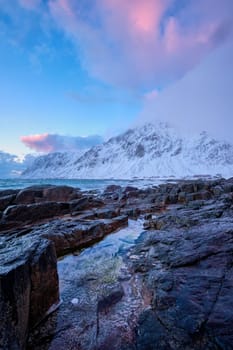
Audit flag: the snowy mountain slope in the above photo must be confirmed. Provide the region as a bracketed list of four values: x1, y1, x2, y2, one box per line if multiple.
[22, 151, 85, 179]
[22, 123, 233, 179]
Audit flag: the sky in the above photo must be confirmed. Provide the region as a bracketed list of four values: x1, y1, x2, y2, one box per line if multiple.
[0, 0, 233, 156]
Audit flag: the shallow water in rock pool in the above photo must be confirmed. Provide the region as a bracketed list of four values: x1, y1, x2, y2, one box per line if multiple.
[27, 219, 151, 350]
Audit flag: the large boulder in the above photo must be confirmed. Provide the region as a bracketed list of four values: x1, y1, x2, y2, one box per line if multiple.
[14, 185, 81, 205]
[0, 236, 59, 350]
[34, 215, 128, 256]
[1, 202, 70, 226]
[0, 194, 16, 211]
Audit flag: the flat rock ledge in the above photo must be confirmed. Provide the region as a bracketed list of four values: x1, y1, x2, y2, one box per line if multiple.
[1, 178, 233, 349]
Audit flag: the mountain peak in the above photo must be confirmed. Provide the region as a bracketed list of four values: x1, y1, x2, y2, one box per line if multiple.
[23, 123, 233, 179]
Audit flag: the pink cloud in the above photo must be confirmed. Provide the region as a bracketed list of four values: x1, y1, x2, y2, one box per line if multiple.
[48, 0, 233, 89]
[20, 134, 53, 152]
[20, 133, 103, 153]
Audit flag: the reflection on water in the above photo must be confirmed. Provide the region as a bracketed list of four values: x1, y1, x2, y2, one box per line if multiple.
[58, 219, 144, 294]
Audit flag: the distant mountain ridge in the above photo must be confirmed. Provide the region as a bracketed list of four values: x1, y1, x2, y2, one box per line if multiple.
[22, 123, 233, 179]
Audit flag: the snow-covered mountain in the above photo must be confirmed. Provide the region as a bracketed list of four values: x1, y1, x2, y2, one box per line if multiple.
[22, 151, 85, 178]
[22, 123, 233, 179]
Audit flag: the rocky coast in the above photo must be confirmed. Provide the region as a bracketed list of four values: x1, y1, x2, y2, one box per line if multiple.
[0, 178, 233, 349]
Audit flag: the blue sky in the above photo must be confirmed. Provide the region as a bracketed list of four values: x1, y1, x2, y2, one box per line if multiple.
[0, 0, 232, 155]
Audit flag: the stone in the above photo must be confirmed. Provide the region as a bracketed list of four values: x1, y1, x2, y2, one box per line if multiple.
[14, 185, 81, 205]
[0, 235, 59, 350]
[1, 202, 70, 226]
[129, 195, 233, 349]
[70, 197, 105, 214]
[104, 185, 122, 194]
[42, 185, 81, 202]
[0, 194, 16, 211]
[97, 285, 124, 313]
[29, 239, 59, 327]
[32, 215, 128, 257]
[1, 180, 233, 349]
[0, 189, 20, 198]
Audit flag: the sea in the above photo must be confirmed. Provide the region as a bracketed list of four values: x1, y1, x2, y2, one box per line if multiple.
[0, 175, 220, 192]
[0, 178, 164, 192]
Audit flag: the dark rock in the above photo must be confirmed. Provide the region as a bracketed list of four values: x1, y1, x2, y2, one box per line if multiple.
[144, 213, 152, 220]
[103, 216, 128, 235]
[14, 185, 81, 205]
[212, 185, 224, 196]
[14, 187, 46, 205]
[165, 194, 178, 204]
[0, 235, 59, 350]
[0, 189, 20, 198]
[93, 208, 120, 219]
[104, 185, 122, 194]
[29, 239, 59, 328]
[34, 215, 128, 256]
[0, 194, 15, 211]
[70, 196, 105, 214]
[1, 180, 233, 350]
[186, 190, 212, 202]
[136, 309, 171, 350]
[69, 197, 90, 212]
[1, 202, 70, 226]
[123, 186, 138, 194]
[129, 201, 233, 349]
[97, 285, 124, 313]
[177, 191, 187, 203]
[42, 185, 81, 202]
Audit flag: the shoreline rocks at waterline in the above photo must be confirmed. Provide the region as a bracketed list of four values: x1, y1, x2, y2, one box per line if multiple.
[1, 178, 233, 349]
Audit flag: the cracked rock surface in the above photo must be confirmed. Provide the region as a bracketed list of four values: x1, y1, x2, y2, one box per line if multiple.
[128, 197, 233, 349]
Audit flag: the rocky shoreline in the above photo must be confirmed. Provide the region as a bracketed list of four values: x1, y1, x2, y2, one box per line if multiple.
[1, 178, 233, 349]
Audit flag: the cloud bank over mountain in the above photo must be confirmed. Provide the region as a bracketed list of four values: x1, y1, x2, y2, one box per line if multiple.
[137, 40, 233, 143]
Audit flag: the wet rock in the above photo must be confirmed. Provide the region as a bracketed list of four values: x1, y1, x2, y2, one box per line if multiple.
[1, 201, 70, 225]
[123, 186, 138, 194]
[37, 220, 106, 256]
[69, 197, 90, 212]
[103, 216, 128, 235]
[0, 194, 16, 211]
[1, 179, 233, 350]
[29, 239, 59, 327]
[129, 201, 233, 349]
[34, 215, 128, 256]
[0, 235, 59, 350]
[42, 185, 81, 202]
[69, 196, 104, 213]
[136, 309, 171, 350]
[93, 207, 120, 219]
[75, 207, 121, 220]
[14, 185, 81, 205]
[0, 189, 20, 198]
[97, 285, 124, 313]
[104, 185, 122, 194]
[144, 214, 152, 220]
[14, 186, 48, 204]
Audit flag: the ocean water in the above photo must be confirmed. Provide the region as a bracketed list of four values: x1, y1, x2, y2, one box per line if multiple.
[0, 178, 161, 191]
